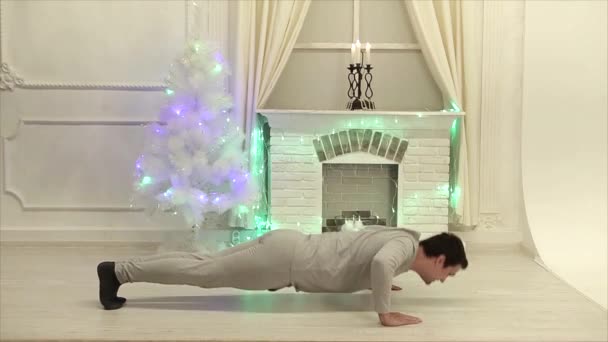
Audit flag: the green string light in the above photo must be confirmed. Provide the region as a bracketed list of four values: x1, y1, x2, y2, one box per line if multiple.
[139, 176, 153, 187]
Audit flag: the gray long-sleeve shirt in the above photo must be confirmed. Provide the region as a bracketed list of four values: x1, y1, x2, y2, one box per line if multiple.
[290, 226, 420, 313]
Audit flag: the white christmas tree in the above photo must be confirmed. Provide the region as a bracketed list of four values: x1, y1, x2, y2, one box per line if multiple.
[133, 40, 254, 228]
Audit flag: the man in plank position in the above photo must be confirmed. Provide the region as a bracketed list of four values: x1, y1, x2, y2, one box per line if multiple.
[97, 226, 468, 327]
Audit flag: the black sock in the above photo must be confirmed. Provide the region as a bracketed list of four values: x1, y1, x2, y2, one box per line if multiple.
[97, 261, 125, 310]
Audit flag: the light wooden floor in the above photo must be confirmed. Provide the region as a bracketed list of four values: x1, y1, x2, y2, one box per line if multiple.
[0, 243, 606, 342]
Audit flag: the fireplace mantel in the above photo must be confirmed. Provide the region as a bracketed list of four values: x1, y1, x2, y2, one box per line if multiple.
[257, 109, 464, 134]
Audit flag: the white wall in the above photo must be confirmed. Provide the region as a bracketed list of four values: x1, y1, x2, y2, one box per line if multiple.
[521, 0, 607, 309]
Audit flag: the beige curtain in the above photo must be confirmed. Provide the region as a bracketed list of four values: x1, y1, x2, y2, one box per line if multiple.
[232, 0, 311, 147]
[230, 0, 310, 228]
[405, 0, 483, 226]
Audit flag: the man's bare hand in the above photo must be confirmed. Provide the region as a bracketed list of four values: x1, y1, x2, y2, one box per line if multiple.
[378, 312, 422, 326]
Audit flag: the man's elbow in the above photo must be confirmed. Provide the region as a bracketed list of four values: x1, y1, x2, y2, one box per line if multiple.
[371, 257, 394, 272]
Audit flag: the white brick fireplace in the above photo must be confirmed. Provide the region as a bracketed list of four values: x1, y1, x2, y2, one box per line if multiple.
[259, 110, 463, 235]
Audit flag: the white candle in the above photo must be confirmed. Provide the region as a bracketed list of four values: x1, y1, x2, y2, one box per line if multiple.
[365, 42, 371, 65]
[351, 43, 356, 64]
[355, 40, 361, 64]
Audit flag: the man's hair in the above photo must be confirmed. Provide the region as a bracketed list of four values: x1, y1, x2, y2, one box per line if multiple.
[419, 233, 468, 269]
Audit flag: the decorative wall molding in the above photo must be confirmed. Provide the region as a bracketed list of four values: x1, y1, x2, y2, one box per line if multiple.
[293, 43, 420, 51]
[0, 0, 4, 68]
[16, 82, 166, 91]
[0, 0, 228, 91]
[476, 1, 526, 230]
[479, 2, 502, 216]
[2, 188, 144, 212]
[478, 213, 503, 230]
[1, 118, 158, 211]
[3, 117, 161, 140]
[0, 0, 181, 91]
[0, 63, 23, 90]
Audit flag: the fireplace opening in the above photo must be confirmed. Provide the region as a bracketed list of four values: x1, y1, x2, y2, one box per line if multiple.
[322, 163, 398, 232]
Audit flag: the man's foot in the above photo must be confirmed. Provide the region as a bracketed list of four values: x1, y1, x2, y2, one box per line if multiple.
[97, 261, 125, 310]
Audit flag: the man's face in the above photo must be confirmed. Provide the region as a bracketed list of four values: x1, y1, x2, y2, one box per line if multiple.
[420, 255, 462, 285]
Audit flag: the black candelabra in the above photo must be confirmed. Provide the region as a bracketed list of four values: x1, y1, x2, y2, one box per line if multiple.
[347, 52, 375, 110]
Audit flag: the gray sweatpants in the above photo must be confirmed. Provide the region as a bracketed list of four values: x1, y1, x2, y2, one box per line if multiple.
[115, 229, 305, 290]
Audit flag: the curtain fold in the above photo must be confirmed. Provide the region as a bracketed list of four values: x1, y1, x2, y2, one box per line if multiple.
[233, 0, 311, 147]
[405, 0, 483, 226]
[230, 0, 311, 228]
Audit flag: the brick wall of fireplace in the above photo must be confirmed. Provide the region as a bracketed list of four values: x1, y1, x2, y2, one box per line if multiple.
[268, 131, 451, 234]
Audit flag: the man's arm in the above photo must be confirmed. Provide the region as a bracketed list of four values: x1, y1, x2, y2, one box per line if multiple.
[370, 237, 421, 326]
